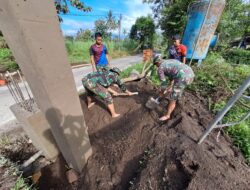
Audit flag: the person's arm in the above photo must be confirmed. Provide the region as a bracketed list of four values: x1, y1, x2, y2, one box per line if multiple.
[107, 87, 119, 96]
[165, 80, 174, 93]
[104, 46, 111, 67]
[158, 66, 167, 90]
[90, 55, 97, 72]
[182, 57, 186, 64]
[89, 46, 97, 72]
[106, 54, 111, 67]
[181, 45, 187, 64]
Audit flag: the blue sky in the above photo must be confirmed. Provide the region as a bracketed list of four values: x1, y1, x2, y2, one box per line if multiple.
[59, 0, 152, 36]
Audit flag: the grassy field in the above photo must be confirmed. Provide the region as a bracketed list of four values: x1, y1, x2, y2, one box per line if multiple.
[121, 53, 250, 164]
[0, 37, 138, 71]
[65, 39, 138, 64]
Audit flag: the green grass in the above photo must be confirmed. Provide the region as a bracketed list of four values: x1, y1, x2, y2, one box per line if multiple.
[65, 39, 137, 64]
[0, 37, 138, 71]
[0, 155, 34, 190]
[120, 63, 144, 78]
[121, 54, 250, 164]
[191, 52, 250, 164]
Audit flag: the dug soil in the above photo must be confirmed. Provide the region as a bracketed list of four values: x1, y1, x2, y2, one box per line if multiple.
[38, 79, 249, 190]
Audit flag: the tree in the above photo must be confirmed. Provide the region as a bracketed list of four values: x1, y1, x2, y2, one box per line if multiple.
[123, 29, 127, 38]
[129, 16, 156, 48]
[55, 0, 91, 21]
[144, 0, 194, 40]
[217, 0, 250, 45]
[106, 10, 118, 31]
[144, 0, 249, 46]
[76, 29, 92, 41]
[94, 19, 110, 39]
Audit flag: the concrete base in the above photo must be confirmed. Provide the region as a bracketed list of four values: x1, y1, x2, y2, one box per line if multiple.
[10, 103, 59, 160]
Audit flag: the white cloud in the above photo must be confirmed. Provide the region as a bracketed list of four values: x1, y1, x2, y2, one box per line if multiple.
[122, 0, 153, 32]
[61, 18, 94, 36]
[62, 29, 78, 36]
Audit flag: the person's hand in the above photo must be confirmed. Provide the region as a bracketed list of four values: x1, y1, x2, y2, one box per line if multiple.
[127, 91, 135, 96]
[112, 92, 119, 96]
[165, 86, 172, 94]
[127, 91, 133, 96]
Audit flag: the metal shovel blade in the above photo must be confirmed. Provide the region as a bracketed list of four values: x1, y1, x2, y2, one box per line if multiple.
[146, 97, 160, 109]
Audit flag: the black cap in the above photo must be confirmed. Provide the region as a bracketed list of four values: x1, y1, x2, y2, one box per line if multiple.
[172, 35, 181, 40]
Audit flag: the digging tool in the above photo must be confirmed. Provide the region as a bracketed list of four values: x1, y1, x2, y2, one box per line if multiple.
[145, 88, 171, 110]
[114, 92, 139, 96]
[146, 96, 161, 109]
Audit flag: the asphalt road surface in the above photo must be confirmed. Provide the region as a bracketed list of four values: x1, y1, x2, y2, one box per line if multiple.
[0, 55, 142, 126]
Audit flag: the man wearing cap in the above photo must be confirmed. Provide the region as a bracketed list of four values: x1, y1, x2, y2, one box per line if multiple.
[169, 35, 187, 64]
[153, 55, 194, 121]
[90, 32, 111, 72]
[82, 67, 134, 118]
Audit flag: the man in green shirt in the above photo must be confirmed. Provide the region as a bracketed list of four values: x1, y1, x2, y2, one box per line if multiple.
[82, 67, 134, 118]
[153, 55, 195, 121]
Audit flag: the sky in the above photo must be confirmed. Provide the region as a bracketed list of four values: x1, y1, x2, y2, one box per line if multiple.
[59, 0, 153, 36]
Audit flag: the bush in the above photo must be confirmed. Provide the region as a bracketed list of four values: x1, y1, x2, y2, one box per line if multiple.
[223, 49, 250, 65]
[213, 101, 250, 163]
[0, 48, 18, 72]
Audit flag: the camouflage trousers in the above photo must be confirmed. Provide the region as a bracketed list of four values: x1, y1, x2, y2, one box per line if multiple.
[82, 77, 113, 104]
[169, 77, 194, 101]
[96, 65, 110, 72]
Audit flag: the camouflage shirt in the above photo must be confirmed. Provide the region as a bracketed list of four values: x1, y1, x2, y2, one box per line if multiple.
[85, 71, 127, 92]
[158, 59, 194, 86]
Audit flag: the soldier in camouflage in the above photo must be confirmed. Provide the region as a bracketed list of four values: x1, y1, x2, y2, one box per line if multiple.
[82, 67, 134, 118]
[153, 55, 195, 121]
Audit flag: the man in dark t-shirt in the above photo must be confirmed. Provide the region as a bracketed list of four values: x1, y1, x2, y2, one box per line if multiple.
[90, 32, 111, 72]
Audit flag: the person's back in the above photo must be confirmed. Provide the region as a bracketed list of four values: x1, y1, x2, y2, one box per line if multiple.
[159, 59, 194, 83]
[86, 70, 126, 91]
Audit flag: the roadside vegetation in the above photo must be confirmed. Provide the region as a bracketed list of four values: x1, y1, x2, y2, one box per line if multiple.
[0, 135, 34, 190]
[65, 38, 138, 64]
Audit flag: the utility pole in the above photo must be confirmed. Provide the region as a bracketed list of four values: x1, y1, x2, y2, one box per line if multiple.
[118, 14, 122, 42]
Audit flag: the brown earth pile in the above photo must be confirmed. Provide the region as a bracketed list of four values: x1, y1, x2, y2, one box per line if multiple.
[20, 79, 249, 190]
[77, 79, 250, 190]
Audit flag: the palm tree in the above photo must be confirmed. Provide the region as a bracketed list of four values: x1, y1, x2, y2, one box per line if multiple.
[106, 10, 118, 31]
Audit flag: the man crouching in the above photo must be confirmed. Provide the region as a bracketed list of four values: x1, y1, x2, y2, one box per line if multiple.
[153, 55, 195, 121]
[82, 67, 135, 118]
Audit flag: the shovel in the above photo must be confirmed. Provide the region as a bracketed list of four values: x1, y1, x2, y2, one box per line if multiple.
[145, 96, 161, 109]
[145, 88, 171, 110]
[114, 92, 139, 96]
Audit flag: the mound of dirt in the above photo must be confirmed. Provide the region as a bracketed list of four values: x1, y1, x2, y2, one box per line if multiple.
[77, 79, 249, 190]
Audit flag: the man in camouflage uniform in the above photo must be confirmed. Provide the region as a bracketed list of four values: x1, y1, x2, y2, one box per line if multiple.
[153, 55, 195, 121]
[82, 67, 134, 118]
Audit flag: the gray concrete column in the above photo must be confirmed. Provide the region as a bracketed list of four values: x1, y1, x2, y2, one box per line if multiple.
[0, 0, 92, 172]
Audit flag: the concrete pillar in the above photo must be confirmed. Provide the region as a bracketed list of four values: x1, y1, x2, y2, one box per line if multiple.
[10, 103, 59, 160]
[0, 0, 92, 172]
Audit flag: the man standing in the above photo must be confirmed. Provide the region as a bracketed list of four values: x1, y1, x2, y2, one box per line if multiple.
[82, 67, 134, 118]
[153, 55, 194, 121]
[169, 35, 187, 64]
[90, 32, 111, 72]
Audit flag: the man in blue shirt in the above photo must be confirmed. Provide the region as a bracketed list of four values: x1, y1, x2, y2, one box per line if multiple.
[90, 32, 111, 72]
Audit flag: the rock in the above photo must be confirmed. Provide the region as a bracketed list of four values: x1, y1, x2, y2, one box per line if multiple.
[66, 169, 79, 183]
[129, 69, 140, 78]
[32, 171, 41, 184]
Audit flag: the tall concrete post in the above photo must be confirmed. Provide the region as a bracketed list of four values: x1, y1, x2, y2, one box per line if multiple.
[0, 0, 92, 172]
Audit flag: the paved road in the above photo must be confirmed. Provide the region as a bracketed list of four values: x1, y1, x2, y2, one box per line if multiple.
[0, 55, 142, 126]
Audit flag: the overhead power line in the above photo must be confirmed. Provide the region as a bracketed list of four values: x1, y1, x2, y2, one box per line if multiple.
[60, 13, 120, 17]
